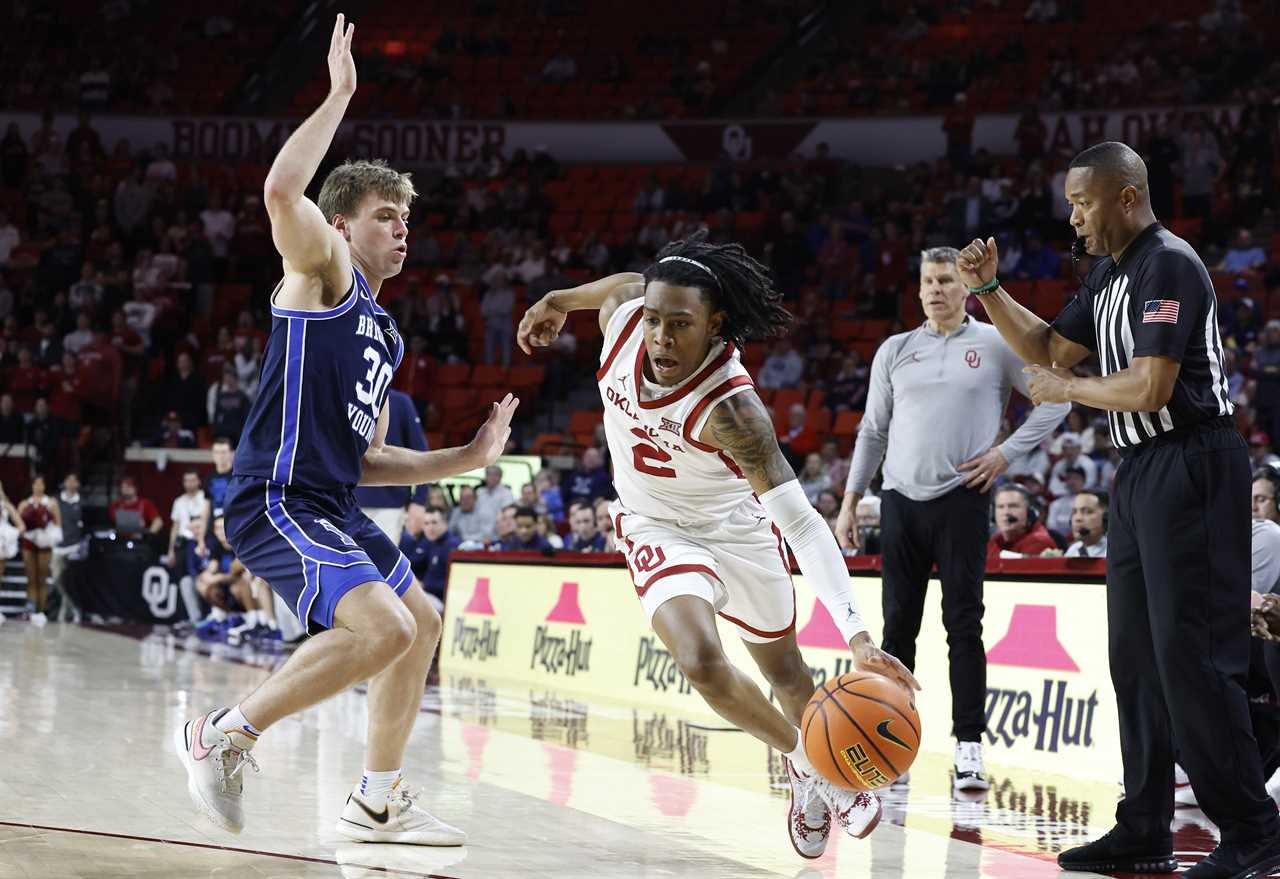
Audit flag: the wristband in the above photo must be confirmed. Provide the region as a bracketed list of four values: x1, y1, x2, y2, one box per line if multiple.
[967, 278, 1000, 295]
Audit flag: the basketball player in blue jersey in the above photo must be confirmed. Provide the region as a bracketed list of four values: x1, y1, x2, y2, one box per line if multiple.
[174, 14, 518, 845]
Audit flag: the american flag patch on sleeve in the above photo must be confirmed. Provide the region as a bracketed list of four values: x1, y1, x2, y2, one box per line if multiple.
[1142, 299, 1180, 324]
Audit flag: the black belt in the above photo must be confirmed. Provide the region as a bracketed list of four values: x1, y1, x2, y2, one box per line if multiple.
[1116, 415, 1235, 458]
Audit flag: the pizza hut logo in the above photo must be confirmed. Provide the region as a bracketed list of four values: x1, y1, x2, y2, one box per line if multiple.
[965, 349, 981, 369]
[659, 417, 682, 435]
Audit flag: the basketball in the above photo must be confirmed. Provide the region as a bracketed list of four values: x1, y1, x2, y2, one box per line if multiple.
[801, 672, 921, 791]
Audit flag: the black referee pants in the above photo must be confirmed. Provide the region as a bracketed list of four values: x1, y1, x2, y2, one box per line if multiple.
[880, 486, 990, 742]
[1110, 417, 1280, 846]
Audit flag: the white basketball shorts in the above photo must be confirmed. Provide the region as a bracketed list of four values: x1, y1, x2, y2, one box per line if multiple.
[609, 500, 796, 643]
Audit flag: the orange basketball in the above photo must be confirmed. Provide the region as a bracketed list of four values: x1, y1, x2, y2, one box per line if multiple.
[801, 671, 921, 791]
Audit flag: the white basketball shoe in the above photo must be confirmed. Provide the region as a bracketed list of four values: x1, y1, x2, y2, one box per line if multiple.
[173, 709, 260, 833]
[810, 776, 882, 839]
[336, 783, 467, 845]
[953, 741, 990, 791]
[784, 758, 832, 858]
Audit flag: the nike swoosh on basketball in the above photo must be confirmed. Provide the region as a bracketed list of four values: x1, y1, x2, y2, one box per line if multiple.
[876, 719, 911, 750]
[351, 794, 390, 824]
[191, 715, 214, 761]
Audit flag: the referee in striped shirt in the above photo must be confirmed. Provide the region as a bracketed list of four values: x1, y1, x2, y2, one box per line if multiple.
[960, 141, 1280, 878]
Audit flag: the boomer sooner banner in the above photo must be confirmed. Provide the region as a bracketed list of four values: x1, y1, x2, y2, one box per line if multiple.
[442, 559, 1119, 783]
[1, 104, 1241, 166]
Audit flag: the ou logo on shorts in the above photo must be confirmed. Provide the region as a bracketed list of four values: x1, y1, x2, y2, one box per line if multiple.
[633, 545, 667, 573]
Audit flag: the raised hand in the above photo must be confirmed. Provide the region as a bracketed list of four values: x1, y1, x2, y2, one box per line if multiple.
[467, 393, 519, 467]
[956, 237, 999, 289]
[516, 295, 569, 355]
[328, 13, 357, 98]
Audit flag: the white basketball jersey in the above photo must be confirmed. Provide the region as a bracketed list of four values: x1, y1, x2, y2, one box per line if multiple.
[596, 298, 757, 526]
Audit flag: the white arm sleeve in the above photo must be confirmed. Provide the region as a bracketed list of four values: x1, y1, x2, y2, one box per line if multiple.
[759, 479, 867, 643]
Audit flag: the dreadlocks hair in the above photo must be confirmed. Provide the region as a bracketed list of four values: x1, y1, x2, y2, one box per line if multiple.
[642, 229, 792, 349]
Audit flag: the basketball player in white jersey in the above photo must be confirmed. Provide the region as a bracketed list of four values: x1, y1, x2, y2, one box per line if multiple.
[517, 230, 920, 858]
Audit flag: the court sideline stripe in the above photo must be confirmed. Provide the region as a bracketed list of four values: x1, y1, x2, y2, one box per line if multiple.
[0, 820, 459, 878]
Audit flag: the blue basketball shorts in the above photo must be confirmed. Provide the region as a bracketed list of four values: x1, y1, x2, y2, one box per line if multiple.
[224, 476, 414, 635]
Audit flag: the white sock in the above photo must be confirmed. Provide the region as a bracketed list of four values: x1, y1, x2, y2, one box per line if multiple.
[785, 726, 817, 777]
[212, 705, 261, 751]
[245, 610, 261, 626]
[359, 768, 402, 807]
[208, 608, 227, 622]
[263, 617, 278, 630]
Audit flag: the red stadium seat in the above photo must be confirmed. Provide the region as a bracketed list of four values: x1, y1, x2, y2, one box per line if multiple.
[435, 363, 471, 386]
[832, 411, 863, 439]
[567, 409, 603, 436]
[470, 364, 506, 387]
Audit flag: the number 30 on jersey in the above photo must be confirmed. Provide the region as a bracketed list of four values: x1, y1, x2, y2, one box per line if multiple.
[349, 346, 391, 443]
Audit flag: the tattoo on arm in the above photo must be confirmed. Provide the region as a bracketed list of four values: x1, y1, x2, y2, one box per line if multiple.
[704, 391, 795, 493]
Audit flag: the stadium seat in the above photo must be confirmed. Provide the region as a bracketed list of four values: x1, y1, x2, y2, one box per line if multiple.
[833, 411, 863, 439]
[470, 364, 506, 387]
[567, 410, 603, 436]
[435, 363, 471, 386]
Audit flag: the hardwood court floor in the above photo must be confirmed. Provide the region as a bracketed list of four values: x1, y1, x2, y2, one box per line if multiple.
[0, 621, 1252, 878]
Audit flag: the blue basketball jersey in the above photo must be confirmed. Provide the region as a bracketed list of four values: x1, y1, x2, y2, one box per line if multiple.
[234, 267, 404, 490]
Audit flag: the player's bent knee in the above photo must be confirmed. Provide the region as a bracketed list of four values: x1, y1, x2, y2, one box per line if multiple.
[375, 608, 418, 662]
[674, 642, 733, 693]
[761, 654, 813, 695]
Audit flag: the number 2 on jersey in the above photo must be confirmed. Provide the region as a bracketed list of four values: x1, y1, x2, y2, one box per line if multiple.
[630, 428, 677, 478]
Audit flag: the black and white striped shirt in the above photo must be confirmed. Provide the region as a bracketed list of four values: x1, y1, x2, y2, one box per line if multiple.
[1051, 223, 1231, 449]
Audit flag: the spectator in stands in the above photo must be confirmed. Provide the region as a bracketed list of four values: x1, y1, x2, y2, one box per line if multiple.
[0, 123, 25, 188]
[779, 403, 820, 469]
[824, 351, 869, 413]
[163, 470, 206, 570]
[1253, 322, 1280, 440]
[164, 351, 207, 430]
[1012, 231, 1061, 281]
[502, 506, 553, 552]
[814, 488, 841, 533]
[798, 452, 832, 504]
[0, 394, 22, 443]
[63, 311, 95, 355]
[536, 468, 565, 522]
[489, 503, 519, 549]
[594, 497, 615, 551]
[1222, 228, 1268, 274]
[1064, 490, 1109, 558]
[234, 335, 263, 400]
[449, 484, 491, 545]
[475, 464, 515, 537]
[518, 482, 539, 511]
[987, 486, 1059, 559]
[113, 165, 153, 242]
[1047, 466, 1085, 536]
[947, 176, 991, 243]
[757, 338, 804, 389]
[564, 447, 612, 508]
[567, 501, 606, 552]
[1225, 295, 1263, 352]
[854, 495, 883, 555]
[17, 474, 61, 624]
[1251, 429, 1280, 470]
[537, 513, 564, 549]
[10, 345, 49, 410]
[1049, 433, 1098, 494]
[481, 268, 515, 368]
[819, 439, 849, 494]
[422, 281, 467, 363]
[68, 262, 103, 314]
[203, 436, 235, 523]
[208, 368, 251, 446]
[33, 316, 63, 367]
[154, 410, 196, 448]
[1178, 123, 1222, 220]
[24, 398, 64, 477]
[399, 506, 458, 613]
[51, 472, 85, 623]
[199, 190, 236, 274]
[109, 475, 163, 537]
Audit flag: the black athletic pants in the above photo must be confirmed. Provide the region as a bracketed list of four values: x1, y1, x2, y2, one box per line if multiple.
[1110, 416, 1279, 846]
[880, 486, 990, 742]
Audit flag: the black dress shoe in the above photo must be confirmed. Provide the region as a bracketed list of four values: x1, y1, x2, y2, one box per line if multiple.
[1183, 830, 1280, 879]
[1057, 826, 1177, 874]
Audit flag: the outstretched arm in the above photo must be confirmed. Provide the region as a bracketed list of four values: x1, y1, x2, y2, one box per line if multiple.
[517, 272, 645, 354]
[699, 390, 920, 692]
[361, 394, 519, 486]
[262, 14, 356, 288]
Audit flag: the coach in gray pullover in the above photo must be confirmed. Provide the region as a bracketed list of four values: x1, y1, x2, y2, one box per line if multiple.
[835, 246, 1068, 790]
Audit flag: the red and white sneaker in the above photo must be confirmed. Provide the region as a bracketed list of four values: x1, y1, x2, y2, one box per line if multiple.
[784, 758, 832, 858]
[811, 776, 882, 839]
